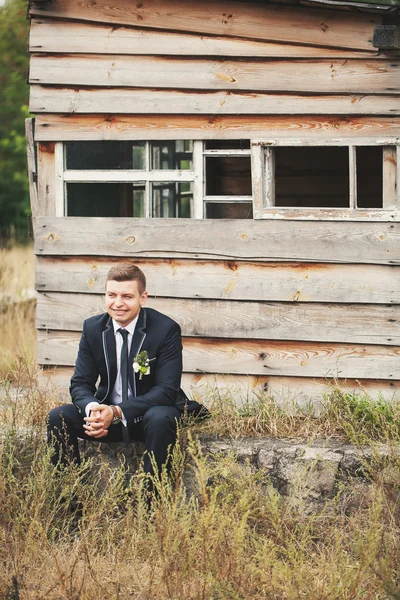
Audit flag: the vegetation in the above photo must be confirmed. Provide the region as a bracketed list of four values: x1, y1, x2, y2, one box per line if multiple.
[1, 245, 400, 599]
[0, 245, 35, 379]
[199, 384, 400, 444]
[1, 378, 400, 600]
[0, 0, 31, 244]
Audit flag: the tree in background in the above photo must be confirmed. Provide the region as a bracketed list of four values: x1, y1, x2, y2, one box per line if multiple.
[0, 0, 30, 244]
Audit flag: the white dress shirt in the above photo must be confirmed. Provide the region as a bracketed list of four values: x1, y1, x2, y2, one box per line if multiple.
[85, 315, 139, 428]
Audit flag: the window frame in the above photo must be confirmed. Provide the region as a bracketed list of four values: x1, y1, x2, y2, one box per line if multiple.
[203, 147, 253, 217]
[250, 138, 400, 220]
[54, 138, 400, 221]
[55, 140, 204, 218]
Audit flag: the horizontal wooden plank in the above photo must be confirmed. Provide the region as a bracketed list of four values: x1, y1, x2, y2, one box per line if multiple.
[33, 115, 400, 141]
[36, 331, 400, 379]
[28, 0, 379, 51]
[183, 338, 400, 380]
[29, 86, 400, 116]
[183, 375, 400, 406]
[35, 292, 400, 345]
[34, 217, 400, 265]
[251, 208, 400, 221]
[30, 19, 378, 58]
[29, 55, 399, 94]
[38, 367, 400, 405]
[35, 257, 400, 304]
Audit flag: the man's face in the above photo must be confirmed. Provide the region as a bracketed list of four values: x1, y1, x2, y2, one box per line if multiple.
[105, 279, 148, 327]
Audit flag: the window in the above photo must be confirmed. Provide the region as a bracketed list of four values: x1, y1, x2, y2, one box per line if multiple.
[56, 139, 398, 219]
[63, 141, 196, 218]
[251, 140, 398, 219]
[204, 139, 253, 219]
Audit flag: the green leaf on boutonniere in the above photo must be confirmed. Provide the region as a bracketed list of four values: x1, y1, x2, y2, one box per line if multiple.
[133, 350, 150, 380]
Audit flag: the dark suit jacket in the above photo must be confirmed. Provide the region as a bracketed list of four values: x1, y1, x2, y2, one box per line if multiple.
[70, 307, 188, 430]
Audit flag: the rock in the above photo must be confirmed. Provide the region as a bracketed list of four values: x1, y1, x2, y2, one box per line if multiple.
[258, 448, 275, 472]
[76, 434, 395, 512]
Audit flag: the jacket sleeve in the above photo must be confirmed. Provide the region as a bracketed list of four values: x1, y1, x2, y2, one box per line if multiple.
[70, 321, 100, 415]
[119, 322, 183, 423]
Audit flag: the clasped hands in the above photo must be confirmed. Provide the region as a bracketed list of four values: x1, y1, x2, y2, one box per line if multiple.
[84, 404, 115, 438]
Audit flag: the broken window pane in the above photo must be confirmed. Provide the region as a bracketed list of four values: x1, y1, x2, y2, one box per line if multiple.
[274, 147, 349, 208]
[206, 156, 252, 196]
[356, 146, 383, 208]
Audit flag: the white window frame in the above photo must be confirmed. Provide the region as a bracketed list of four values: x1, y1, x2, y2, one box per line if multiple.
[203, 146, 253, 217]
[55, 138, 400, 221]
[55, 140, 204, 218]
[251, 138, 400, 220]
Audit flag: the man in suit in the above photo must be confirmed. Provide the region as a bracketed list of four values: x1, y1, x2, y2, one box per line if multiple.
[47, 263, 199, 482]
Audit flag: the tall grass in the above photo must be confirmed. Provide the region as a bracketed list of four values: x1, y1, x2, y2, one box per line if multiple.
[0, 245, 36, 380]
[1, 387, 400, 600]
[197, 384, 400, 444]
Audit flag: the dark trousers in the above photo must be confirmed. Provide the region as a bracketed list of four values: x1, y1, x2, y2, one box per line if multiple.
[47, 403, 181, 478]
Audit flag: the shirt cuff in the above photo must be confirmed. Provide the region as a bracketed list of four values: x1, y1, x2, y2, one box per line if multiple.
[120, 409, 128, 428]
[85, 401, 100, 417]
[86, 401, 127, 427]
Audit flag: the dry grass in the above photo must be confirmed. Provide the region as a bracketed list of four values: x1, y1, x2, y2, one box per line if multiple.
[0, 245, 36, 380]
[1, 380, 400, 600]
[195, 384, 400, 445]
[0, 245, 35, 297]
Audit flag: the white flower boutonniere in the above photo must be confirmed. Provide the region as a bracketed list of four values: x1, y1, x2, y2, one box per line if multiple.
[133, 350, 150, 380]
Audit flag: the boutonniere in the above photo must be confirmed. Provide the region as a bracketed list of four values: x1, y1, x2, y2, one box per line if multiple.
[133, 350, 150, 380]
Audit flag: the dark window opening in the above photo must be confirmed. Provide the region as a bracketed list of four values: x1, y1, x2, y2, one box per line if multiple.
[67, 183, 143, 217]
[274, 147, 349, 208]
[205, 140, 250, 150]
[206, 202, 253, 219]
[66, 142, 145, 170]
[67, 182, 192, 218]
[206, 156, 252, 196]
[356, 147, 383, 208]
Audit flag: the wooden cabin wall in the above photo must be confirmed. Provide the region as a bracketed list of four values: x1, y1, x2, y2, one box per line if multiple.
[33, 217, 400, 403]
[28, 0, 400, 403]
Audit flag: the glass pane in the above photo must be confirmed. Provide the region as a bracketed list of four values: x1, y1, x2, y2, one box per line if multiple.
[66, 183, 145, 216]
[274, 147, 349, 208]
[356, 146, 383, 208]
[66, 142, 145, 170]
[152, 182, 193, 218]
[206, 202, 253, 219]
[151, 141, 193, 170]
[206, 156, 252, 195]
[205, 140, 250, 149]
[132, 184, 146, 217]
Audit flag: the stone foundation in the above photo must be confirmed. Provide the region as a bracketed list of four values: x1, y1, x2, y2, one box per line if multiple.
[80, 435, 393, 512]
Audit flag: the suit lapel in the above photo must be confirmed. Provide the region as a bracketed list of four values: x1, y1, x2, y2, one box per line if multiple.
[128, 308, 147, 397]
[102, 316, 118, 400]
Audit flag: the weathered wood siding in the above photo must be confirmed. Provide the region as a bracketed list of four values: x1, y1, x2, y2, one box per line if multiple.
[28, 0, 400, 402]
[34, 217, 400, 399]
[28, 0, 399, 122]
